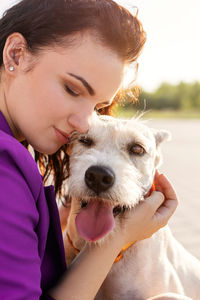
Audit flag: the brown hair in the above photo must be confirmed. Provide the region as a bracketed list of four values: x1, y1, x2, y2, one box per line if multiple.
[0, 0, 146, 197]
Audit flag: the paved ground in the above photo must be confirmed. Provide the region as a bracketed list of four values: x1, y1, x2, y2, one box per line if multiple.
[148, 119, 200, 260]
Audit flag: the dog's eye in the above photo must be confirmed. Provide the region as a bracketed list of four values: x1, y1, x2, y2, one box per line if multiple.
[79, 137, 93, 147]
[128, 144, 145, 156]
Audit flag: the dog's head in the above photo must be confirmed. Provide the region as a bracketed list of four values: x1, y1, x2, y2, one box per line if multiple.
[66, 114, 170, 243]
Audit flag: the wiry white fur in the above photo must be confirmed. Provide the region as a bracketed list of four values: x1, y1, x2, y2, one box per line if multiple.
[67, 114, 168, 207]
[63, 114, 200, 300]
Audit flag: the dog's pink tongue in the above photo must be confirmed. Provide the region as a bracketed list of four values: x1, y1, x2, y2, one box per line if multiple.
[75, 200, 115, 242]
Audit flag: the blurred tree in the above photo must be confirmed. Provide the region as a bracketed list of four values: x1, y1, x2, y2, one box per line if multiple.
[122, 81, 200, 111]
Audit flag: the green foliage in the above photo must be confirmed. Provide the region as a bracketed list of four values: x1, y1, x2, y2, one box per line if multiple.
[122, 81, 200, 111]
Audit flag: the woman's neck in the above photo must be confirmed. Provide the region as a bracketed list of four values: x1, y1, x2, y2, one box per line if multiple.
[0, 81, 24, 141]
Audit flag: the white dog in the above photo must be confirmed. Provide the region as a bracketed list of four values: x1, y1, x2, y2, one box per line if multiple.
[63, 114, 200, 300]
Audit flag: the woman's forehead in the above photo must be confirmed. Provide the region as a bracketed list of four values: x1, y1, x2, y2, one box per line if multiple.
[42, 34, 124, 99]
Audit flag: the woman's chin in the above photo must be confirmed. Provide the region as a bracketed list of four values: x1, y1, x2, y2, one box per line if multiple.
[30, 141, 61, 155]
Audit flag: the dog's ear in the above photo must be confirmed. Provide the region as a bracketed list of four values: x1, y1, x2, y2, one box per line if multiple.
[151, 129, 171, 168]
[152, 129, 171, 146]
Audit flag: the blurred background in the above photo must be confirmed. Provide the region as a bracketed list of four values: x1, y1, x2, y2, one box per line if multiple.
[117, 0, 200, 260]
[1, 0, 199, 259]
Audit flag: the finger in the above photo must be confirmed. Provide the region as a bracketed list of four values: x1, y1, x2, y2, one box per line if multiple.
[154, 170, 163, 193]
[145, 191, 165, 211]
[156, 198, 178, 219]
[154, 170, 160, 182]
[158, 174, 178, 202]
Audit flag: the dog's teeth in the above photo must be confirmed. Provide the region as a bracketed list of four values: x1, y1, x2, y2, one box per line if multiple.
[113, 205, 128, 217]
[81, 200, 88, 208]
[122, 205, 127, 213]
[113, 205, 122, 217]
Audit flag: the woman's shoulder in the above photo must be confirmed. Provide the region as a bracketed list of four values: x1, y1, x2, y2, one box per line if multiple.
[0, 129, 43, 199]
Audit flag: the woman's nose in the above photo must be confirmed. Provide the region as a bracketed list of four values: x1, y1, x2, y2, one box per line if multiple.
[67, 113, 90, 133]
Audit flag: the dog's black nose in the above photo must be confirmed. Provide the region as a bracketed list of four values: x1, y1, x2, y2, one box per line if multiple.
[85, 166, 115, 194]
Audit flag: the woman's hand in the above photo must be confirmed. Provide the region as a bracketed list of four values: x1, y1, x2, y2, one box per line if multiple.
[59, 199, 71, 232]
[152, 171, 178, 227]
[118, 171, 178, 246]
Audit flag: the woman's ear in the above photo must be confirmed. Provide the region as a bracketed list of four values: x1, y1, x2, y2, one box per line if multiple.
[3, 32, 28, 75]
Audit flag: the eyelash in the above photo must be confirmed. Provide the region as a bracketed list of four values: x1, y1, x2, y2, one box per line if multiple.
[95, 102, 110, 111]
[65, 85, 80, 97]
[64, 84, 110, 112]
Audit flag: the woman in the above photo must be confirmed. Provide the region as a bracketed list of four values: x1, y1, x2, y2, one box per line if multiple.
[0, 0, 178, 299]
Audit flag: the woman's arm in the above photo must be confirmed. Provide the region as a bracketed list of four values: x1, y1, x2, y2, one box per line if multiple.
[50, 172, 178, 300]
[0, 150, 42, 299]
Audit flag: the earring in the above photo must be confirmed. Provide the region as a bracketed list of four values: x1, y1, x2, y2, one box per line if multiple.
[9, 66, 14, 71]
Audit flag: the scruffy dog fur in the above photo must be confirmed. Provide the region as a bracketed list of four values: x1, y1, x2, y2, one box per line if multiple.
[63, 114, 200, 300]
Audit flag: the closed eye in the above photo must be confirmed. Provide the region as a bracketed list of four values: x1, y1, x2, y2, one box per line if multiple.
[95, 101, 112, 111]
[65, 85, 80, 97]
[79, 137, 94, 146]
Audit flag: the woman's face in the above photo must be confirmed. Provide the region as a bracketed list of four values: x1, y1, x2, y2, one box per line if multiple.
[4, 33, 124, 154]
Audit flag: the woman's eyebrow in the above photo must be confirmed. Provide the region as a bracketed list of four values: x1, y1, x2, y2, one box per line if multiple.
[67, 73, 95, 96]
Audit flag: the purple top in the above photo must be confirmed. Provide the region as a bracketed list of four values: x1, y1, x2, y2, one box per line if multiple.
[0, 111, 66, 299]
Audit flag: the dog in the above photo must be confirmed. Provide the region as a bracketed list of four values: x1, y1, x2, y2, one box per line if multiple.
[62, 113, 200, 300]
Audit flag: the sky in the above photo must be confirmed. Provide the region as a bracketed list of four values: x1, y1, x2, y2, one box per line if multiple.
[127, 0, 200, 91]
[0, 0, 200, 91]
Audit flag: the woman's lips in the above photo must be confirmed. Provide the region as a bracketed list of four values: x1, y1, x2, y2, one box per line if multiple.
[54, 127, 69, 144]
